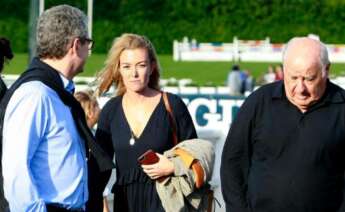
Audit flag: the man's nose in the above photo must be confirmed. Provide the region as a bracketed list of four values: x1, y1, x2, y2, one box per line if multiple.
[295, 79, 307, 93]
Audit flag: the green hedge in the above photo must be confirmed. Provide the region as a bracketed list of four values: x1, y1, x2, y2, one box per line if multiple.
[0, 18, 27, 52]
[2, 0, 345, 54]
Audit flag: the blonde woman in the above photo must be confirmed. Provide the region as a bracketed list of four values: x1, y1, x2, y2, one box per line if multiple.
[87, 33, 197, 211]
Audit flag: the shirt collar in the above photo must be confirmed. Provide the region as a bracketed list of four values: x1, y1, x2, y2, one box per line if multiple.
[322, 80, 345, 104]
[59, 73, 75, 94]
[271, 79, 345, 104]
[272, 80, 284, 99]
[29, 57, 74, 93]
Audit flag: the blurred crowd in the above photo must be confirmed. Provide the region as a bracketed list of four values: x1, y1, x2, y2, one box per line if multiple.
[227, 63, 284, 96]
[226, 64, 255, 96]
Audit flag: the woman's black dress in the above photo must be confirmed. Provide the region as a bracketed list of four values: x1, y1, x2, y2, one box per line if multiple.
[94, 93, 197, 211]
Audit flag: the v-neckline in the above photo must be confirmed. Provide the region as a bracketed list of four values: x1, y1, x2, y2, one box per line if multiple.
[121, 94, 163, 141]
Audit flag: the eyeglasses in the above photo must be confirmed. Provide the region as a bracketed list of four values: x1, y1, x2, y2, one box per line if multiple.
[79, 37, 94, 50]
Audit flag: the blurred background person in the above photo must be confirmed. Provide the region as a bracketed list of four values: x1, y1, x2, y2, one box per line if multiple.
[275, 63, 284, 81]
[243, 69, 255, 95]
[87, 33, 197, 211]
[227, 64, 243, 95]
[0, 37, 13, 211]
[263, 64, 276, 84]
[74, 90, 110, 212]
[74, 90, 100, 131]
[0, 37, 13, 98]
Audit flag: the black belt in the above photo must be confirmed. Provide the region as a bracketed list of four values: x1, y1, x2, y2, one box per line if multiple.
[46, 204, 84, 212]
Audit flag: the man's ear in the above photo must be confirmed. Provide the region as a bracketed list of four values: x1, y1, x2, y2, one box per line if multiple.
[70, 38, 80, 55]
[325, 63, 331, 77]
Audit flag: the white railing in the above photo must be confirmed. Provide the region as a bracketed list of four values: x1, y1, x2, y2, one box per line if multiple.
[173, 36, 345, 62]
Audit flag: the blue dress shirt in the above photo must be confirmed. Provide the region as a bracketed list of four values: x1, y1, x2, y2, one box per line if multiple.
[2, 75, 88, 212]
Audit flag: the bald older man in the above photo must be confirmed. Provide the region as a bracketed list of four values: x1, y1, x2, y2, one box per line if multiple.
[220, 37, 345, 212]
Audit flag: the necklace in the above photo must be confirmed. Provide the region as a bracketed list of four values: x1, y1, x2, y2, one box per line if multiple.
[129, 130, 136, 146]
[123, 95, 136, 146]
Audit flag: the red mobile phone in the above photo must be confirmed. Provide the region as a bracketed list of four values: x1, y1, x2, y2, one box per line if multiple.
[138, 149, 159, 165]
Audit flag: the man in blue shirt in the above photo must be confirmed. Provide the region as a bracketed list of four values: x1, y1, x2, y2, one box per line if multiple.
[0, 5, 112, 212]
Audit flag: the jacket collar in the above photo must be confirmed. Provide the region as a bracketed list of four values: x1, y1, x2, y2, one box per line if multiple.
[28, 57, 65, 90]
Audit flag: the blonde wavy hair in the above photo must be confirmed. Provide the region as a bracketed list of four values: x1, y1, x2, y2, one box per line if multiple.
[96, 33, 161, 96]
[74, 90, 98, 117]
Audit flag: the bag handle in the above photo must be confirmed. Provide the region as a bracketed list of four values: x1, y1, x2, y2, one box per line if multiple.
[162, 92, 178, 146]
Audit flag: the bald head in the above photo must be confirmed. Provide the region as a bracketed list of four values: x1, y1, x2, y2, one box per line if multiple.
[283, 37, 330, 75]
[282, 37, 330, 112]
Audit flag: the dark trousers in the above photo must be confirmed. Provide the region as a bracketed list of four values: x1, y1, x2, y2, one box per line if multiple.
[46, 204, 84, 212]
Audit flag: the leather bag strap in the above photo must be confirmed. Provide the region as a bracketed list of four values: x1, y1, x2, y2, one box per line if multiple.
[174, 148, 205, 189]
[162, 92, 178, 146]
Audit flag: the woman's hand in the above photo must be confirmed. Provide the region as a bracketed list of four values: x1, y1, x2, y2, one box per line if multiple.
[141, 153, 174, 180]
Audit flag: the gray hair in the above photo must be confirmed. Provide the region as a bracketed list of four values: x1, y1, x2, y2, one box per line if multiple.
[282, 37, 330, 74]
[36, 4, 88, 59]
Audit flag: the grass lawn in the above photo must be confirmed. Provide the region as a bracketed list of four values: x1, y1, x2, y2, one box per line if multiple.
[4, 53, 345, 86]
